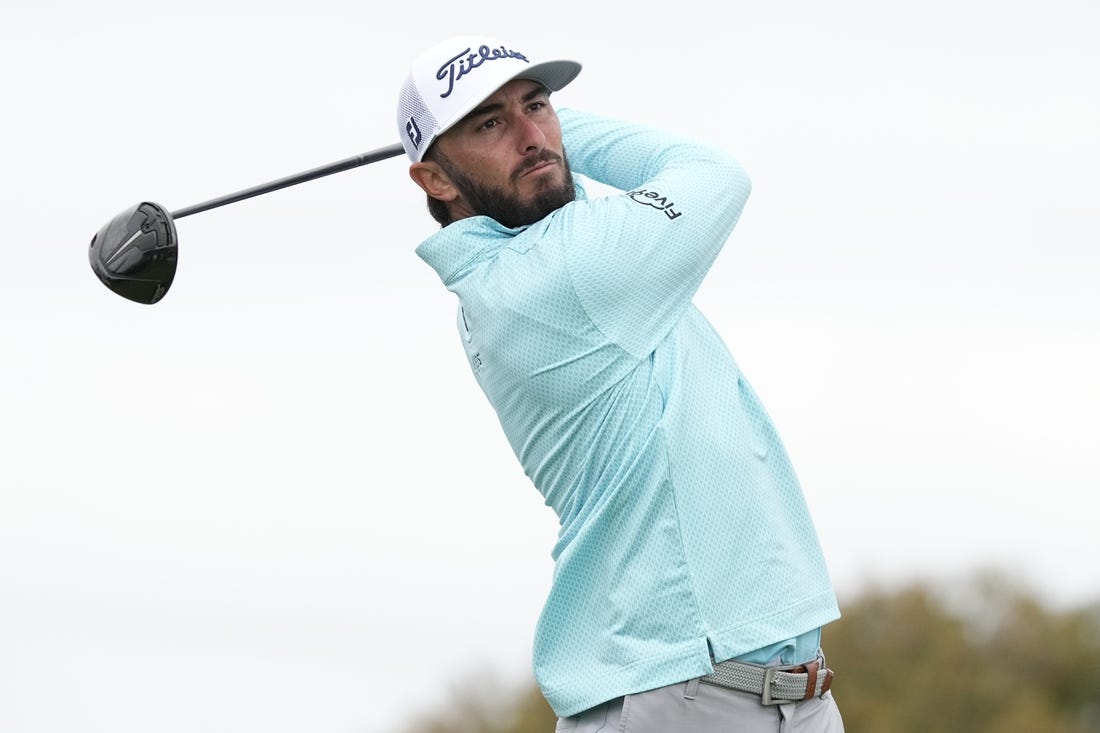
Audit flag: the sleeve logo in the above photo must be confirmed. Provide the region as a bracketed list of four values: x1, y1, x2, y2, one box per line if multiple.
[626, 189, 683, 220]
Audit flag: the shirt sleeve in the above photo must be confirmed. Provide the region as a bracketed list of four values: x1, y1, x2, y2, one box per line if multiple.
[553, 107, 752, 358]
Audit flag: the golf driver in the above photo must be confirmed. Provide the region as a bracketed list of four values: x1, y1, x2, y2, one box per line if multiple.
[88, 142, 405, 304]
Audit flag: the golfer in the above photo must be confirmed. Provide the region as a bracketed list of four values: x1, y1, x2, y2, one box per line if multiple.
[397, 35, 845, 732]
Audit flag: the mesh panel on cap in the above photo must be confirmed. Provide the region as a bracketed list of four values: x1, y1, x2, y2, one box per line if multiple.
[397, 75, 440, 162]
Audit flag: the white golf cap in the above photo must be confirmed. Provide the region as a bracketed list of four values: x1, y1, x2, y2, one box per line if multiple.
[397, 35, 582, 162]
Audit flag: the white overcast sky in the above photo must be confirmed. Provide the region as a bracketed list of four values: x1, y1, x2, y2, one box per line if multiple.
[2, 1, 1098, 732]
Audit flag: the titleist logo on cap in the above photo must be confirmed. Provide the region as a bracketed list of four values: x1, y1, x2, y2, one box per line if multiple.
[436, 44, 530, 99]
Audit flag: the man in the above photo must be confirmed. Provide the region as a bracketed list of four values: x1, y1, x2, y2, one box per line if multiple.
[396, 35, 844, 731]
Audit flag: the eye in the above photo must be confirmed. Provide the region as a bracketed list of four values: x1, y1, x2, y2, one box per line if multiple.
[478, 117, 500, 131]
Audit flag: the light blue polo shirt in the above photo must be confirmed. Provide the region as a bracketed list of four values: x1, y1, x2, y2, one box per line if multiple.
[415, 107, 840, 717]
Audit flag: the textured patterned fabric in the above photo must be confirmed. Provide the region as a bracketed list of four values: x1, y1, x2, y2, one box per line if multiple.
[415, 107, 840, 718]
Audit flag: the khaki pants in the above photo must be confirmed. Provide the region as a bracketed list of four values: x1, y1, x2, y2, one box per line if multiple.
[555, 677, 844, 733]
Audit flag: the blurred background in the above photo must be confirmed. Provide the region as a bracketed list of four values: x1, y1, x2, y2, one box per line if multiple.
[2, 1, 1097, 731]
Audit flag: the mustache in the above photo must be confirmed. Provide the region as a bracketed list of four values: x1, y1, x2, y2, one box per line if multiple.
[513, 150, 563, 179]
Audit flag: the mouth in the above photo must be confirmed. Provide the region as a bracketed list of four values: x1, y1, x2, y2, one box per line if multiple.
[517, 154, 561, 179]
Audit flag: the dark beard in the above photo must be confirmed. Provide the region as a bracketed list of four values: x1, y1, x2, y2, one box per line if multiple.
[435, 149, 577, 229]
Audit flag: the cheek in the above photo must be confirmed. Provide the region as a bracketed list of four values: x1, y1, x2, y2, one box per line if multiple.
[543, 118, 564, 149]
[449, 148, 506, 184]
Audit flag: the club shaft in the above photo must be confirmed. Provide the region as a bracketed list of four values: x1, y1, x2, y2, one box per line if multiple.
[170, 142, 405, 219]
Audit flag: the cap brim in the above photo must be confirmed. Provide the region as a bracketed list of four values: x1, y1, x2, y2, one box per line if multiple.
[518, 59, 583, 93]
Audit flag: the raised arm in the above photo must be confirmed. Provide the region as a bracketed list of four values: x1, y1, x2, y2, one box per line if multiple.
[553, 107, 753, 357]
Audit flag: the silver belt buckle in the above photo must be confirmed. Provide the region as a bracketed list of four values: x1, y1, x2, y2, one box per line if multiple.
[760, 663, 799, 706]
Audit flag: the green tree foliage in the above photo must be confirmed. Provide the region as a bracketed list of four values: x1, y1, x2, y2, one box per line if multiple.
[829, 572, 1100, 733]
[396, 571, 1100, 733]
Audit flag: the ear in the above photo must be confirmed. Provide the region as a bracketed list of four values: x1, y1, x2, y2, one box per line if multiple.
[409, 161, 459, 202]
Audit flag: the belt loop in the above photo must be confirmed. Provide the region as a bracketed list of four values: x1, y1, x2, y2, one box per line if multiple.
[801, 660, 820, 701]
[820, 668, 835, 697]
[684, 678, 700, 700]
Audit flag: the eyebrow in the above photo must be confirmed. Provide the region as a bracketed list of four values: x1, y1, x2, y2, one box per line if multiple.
[464, 83, 551, 121]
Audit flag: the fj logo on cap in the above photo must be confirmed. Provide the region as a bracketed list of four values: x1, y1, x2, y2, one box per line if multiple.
[406, 117, 422, 149]
[436, 44, 529, 99]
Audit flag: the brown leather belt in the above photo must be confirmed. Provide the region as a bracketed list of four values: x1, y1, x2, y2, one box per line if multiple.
[699, 656, 835, 705]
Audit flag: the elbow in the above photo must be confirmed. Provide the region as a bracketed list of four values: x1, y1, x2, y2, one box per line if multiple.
[730, 155, 752, 193]
[721, 156, 752, 209]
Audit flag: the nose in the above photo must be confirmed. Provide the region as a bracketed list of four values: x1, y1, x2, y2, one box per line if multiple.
[515, 114, 546, 153]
